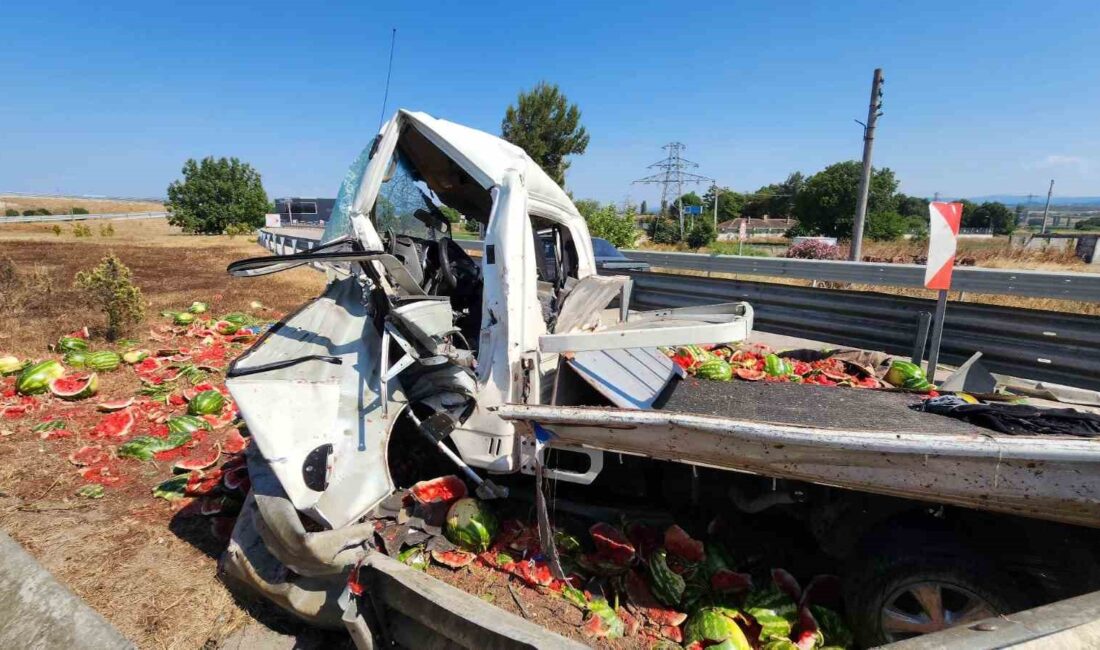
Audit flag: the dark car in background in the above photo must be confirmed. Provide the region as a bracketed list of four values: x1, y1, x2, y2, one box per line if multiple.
[591, 237, 650, 273]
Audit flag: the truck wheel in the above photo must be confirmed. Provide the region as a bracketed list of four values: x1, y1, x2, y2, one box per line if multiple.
[845, 551, 1027, 647]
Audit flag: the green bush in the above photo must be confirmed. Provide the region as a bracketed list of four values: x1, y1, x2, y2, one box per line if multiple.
[224, 221, 256, 238]
[865, 211, 907, 241]
[73, 254, 145, 341]
[71, 223, 93, 237]
[98, 223, 115, 237]
[1075, 217, 1100, 232]
[22, 210, 36, 216]
[685, 219, 717, 249]
[51, 224, 62, 236]
[4, 209, 18, 217]
[72, 207, 89, 215]
[166, 156, 270, 234]
[577, 200, 638, 249]
[648, 215, 682, 244]
[34, 208, 52, 215]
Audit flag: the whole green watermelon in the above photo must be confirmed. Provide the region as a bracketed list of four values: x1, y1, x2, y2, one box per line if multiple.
[84, 351, 121, 372]
[884, 360, 932, 391]
[57, 336, 89, 353]
[16, 360, 65, 395]
[63, 350, 89, 368]
[763, 354, 791, 377]
[444, 498, 499, 552]
[683, 608, 751, 648]
[167, 414, 211, 435]
[188, 390, 226, 416]
[696, 358, 733, 381]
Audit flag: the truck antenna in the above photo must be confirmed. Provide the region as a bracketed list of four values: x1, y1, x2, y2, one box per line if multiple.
[378, 28, 397, 129]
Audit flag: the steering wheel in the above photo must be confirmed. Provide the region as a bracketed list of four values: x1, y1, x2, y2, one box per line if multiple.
[436, 237, 458, 290]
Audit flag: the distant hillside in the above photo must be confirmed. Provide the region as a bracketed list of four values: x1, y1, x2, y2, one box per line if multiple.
[0, 194, 164, 215]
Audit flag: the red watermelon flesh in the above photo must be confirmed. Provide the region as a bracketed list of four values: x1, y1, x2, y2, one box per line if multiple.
[624, 570, 688, 626]
[68, 445, 106, 467]
[664, 525, 705, 563]
[410, 475, 467, 505]
[589, 522, 635, 566]
[509, 558, 554, 586]
[625, 522, 664, 561]
[90, 409, 135, 439]
[711, 569, 754, 593]
[658, 625, 683, 643]
[78, 462, 122, 485]
[185, 469, 223, 496]
[223, 429, 248, 454]
[133, 357, 163, 375]
[96, 397, 134, 412]
[735, 368, 765, 381]
[174, 444, 221, 472]
[40, 428, 74, 440]
[431, 549, 475, 569]
[223, 465, 249, 490]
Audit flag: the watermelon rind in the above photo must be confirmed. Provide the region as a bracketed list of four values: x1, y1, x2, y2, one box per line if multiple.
[173, 312, 196, 326]
[57, 336, 88, 353]
[48, 373, 99, 400]
[187, 390, 226, 416]
[431, 549, 475, 569]
[213, 320, 239, 336]
[683, 608, 752, 648]
[167, 414, 211, 435]
[96, 397, 135, 412]
[0, 355, 26, 376]
[16, 360, 65, 395]
[173, 444, 221, 472]
[84, 351, 121, 372]
[444, 498, 499, 553]
[122, 349, 150, 364]
[76, 484, 106, 499]
[187, 301, 208, 314]
[152, 475, 189, 500]
[118, 431, 192, 461]
[222, 313, 250, 326]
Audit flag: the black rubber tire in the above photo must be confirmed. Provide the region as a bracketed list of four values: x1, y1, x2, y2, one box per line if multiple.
[844, 547, 1029, 648]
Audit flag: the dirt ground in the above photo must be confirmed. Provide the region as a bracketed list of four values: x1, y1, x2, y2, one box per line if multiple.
[1, 194, 164, 215]
[0, 218, 335, 649]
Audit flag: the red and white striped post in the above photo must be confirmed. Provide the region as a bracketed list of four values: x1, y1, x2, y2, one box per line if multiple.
[924, 201, 963, 383]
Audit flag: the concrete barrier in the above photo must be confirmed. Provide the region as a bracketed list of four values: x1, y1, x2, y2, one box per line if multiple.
[0, 531, 133, 649]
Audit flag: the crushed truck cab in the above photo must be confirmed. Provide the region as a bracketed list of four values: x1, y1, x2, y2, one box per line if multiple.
[220, 110, 1100, 641]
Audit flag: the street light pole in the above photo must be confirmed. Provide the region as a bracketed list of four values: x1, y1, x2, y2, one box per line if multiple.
[850, 68, 884, 262]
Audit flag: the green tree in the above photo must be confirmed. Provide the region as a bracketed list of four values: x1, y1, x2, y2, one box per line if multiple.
[3, 209, 17, 217]
[965, 201, 1015, 235]
[703, 185, 745, 223]
[647, 214, 681, 244]
[896, 194, 928, 218]
[71, 206, 90, 215]
[741, 186, 774, 219]
[577, 200, 637, 249]
[639, 200, 648, 215]
[1075, 217, 1100, 231]
[792, 161, 899, 239]
[865, 211, 907, 241]
[501, 82, 589, 187]
[166, 157, 270, 234]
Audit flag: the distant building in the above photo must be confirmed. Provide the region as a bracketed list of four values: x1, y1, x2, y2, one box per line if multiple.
[717, 217, 796, 240]
[273, 198, 335, 225]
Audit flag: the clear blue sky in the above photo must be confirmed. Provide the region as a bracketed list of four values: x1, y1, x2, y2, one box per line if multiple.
[3, 0, 1098, 204]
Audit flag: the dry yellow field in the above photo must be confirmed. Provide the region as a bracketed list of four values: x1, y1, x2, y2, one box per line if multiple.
[1, 194, 164, 215]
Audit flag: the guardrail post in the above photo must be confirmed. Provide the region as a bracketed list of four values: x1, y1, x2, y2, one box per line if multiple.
[910, 312, 932, 364]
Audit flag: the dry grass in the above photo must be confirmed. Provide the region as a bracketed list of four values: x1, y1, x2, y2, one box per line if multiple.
[0, 219, 325, 648]
[1, 194, 164, 215]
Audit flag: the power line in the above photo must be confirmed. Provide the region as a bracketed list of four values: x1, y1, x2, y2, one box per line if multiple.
[378, 28, 397, 129]
[632, 142, 714, 237]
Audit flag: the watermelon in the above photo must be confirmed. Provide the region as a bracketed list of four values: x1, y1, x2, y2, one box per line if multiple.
[167, 414, 211, 435]
[187, 301, 208, 314]
[695, 358, 733, 381]
[48, 373, 99, 400]
[444, 498, 499, 553]
[431, 548, 475, 569]
[223, 428, 248, 454]
[152, 475, 189, 500]
[397, 546, 429, 570]
[16, 360, 65, 395]
[31, 420, 66, 434]
[222, 313, 250, 326]
[57, 336, 88, 353]
[174, 444, 221, 472]
[68, 445, 107, 467]
[884, 360, 932, 391]
[648, 550, 686, 607]
[63, 350, 89, 368]
[122, 349, 149, 365]
[96, 397, 134, 412]
[213, 320, 239, 336]
[683, 608, 752, 649]
[676, 345, 712, 368]
[223, 464, 249, 490]
[84, 351, 121, 372]
[90, 409, 136, 439]
[0, 356, 25, 375]
[185, 469, 223, 496]
[625, 570, 688, 626]
[75, 484, 105, 499]
[410, 475, 468, 504]
[67, 326, 90, 339]
[582, 598, 625, 639]
[173, 312, 196, 326]
[763, 354, 791, 377]
[735, 368, 765, 381]
[665, 525, 705, 563]
[711, 569, 754, 594]
[187, 390, 225, 416]
[118, 432, 191, 461]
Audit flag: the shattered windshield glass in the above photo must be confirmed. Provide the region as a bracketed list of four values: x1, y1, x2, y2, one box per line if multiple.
[372, 152, 437, 239]
[322, 142, 373, 243]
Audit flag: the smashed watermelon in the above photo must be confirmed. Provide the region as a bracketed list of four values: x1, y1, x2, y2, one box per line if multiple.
[173, 444, 221, 472]
[589, 522, 636, 566]
[223, 428, 248, 454]
[664, 525, 705, 563]
[430, 549, 475, 569]
[96, 397, 134, 412]
[48, 373, 99, 400]
[89, 409, 136, 439]
[410, 475, 467, 505]
[185, 469, 223, 496]
[68, 445, 107, 467]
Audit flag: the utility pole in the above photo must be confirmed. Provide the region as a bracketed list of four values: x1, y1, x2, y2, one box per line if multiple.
[1040, 179, 1054, 234]
[850, 68, 885, 262]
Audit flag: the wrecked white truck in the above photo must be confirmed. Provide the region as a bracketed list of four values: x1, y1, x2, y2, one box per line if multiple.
[221, 110, 1100, 647]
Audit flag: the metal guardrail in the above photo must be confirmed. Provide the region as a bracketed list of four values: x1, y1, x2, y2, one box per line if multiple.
[0, 211, 167, 224]
[257, 230, 1100, 390]
[623, 250, 1100, 302]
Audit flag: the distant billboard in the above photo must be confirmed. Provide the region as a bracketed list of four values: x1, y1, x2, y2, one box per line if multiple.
[265, 214, 281, 228]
